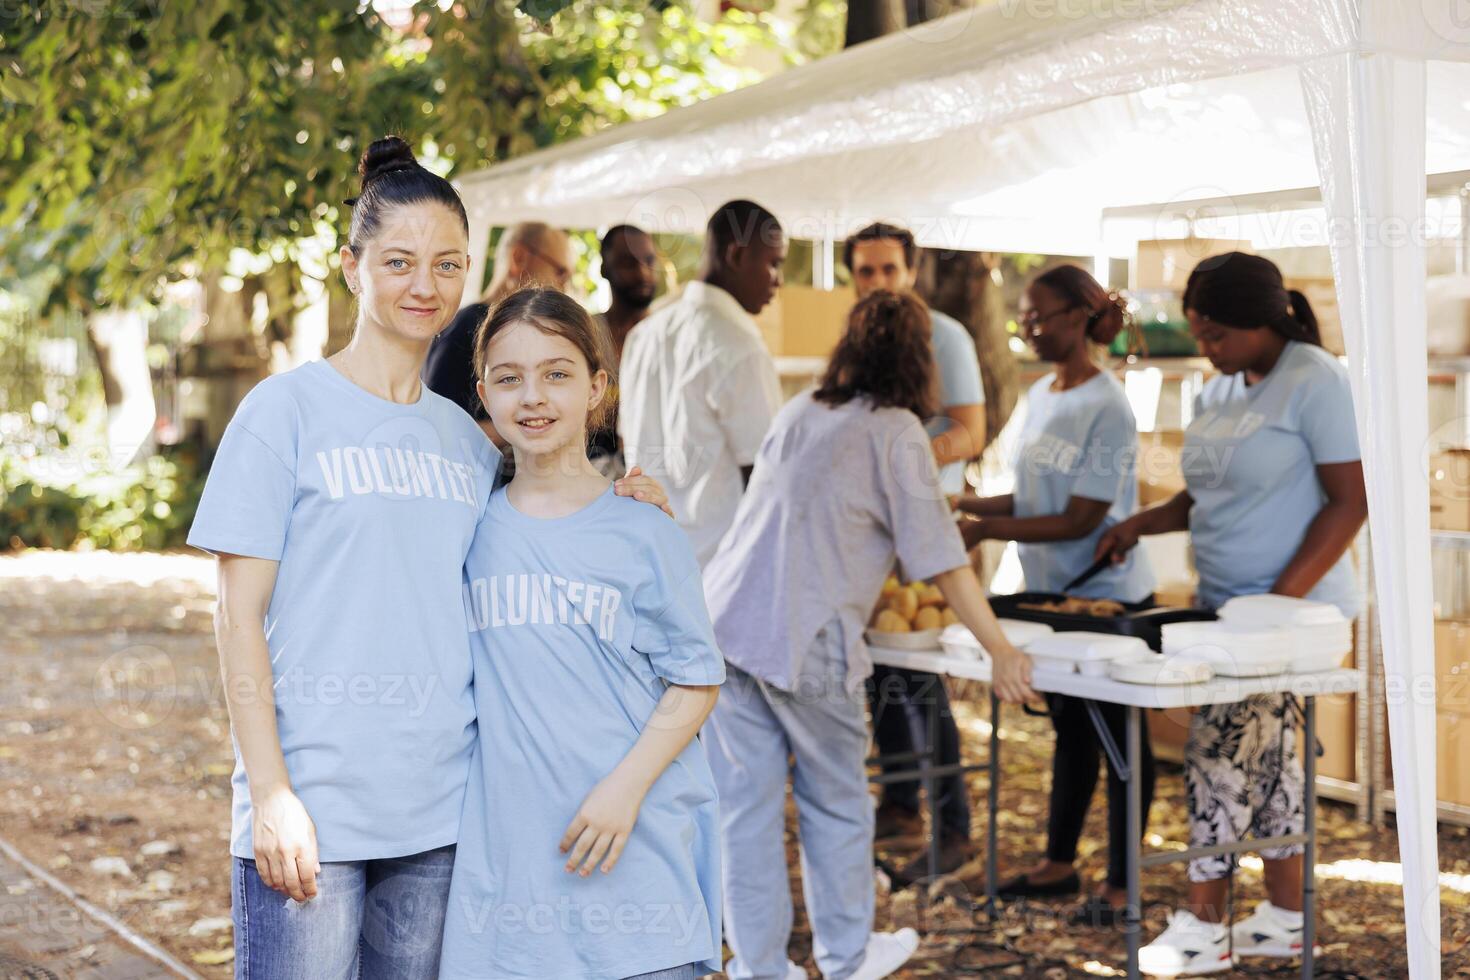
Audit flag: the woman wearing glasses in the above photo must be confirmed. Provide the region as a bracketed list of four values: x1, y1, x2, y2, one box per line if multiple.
[956, 264, 1156, 927]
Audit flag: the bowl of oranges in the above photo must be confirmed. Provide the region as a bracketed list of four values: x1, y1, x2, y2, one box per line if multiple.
[864, 576, 959, 650]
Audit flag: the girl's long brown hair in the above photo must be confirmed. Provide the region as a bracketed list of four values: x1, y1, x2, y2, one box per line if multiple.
[815, 289, 939, 420]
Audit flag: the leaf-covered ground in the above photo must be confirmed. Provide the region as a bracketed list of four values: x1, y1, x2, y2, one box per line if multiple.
[1, 551, 1466, 978]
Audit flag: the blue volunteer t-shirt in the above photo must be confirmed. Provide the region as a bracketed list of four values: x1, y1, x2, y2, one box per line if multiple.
[186, 359, 500, 862]
[1183, 341, 1361, 617]
[925, 309, 986, 496]
[441, 486, 725, 980]
[1013, 371, 1155, 602]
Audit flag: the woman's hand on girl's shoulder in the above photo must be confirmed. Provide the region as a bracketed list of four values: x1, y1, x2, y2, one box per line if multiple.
[251, 785, 320, 902]
[614, 466, 674, 519]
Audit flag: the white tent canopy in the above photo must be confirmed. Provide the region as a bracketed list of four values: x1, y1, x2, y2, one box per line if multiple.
[459, 1, 1470, 975]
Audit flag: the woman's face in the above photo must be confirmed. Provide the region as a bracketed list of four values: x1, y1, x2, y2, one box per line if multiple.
[477, 320, 607, 460]
[340, 201, 468, 345]
[1186, 309, 1271, 375]
[1019, 283, 1087, 363]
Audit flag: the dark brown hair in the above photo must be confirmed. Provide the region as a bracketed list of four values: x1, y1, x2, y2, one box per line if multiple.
[843, 222, 917, 274]
[1031, 264, 1132, 347]
[1183, 252, 1321, 346]
[346, 136, 468, 255]
[472, 287, 617, 434]
[814, 289, 939, 420]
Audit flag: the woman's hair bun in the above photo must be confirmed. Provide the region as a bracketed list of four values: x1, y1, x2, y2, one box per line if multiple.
[358, 135, 419, 188]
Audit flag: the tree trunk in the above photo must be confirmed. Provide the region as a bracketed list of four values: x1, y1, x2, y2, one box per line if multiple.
[85, 309, 157, 467]
[844, 0, 905, 47]
[195, 270, 271, 447]
[914, 250, 1018, 451]
[843, 0, 1018, 453]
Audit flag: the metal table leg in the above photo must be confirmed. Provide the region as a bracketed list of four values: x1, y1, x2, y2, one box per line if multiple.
[1304, 696, 1317, 979]
[925, 677, 941, 881]
[1126, 704, 1142, 978]
[986, 689, 1000, 916]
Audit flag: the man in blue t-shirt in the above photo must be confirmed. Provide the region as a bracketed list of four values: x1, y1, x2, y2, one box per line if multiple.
[846, 221, 987, 882]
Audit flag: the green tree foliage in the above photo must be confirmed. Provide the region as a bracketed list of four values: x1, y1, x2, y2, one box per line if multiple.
[0, 0, 773, 315]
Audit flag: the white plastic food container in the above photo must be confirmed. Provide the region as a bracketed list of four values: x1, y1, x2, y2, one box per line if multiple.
[937, 619, 1056, 661]
[939, 623, 985, 661]
[1022, 631, 1150, 677]
[1217, 594, 1347, 628]
[1108, 653, 1214, 686]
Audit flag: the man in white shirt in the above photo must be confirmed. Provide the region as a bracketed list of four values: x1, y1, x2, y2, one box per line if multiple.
[619, 200, 786, 567]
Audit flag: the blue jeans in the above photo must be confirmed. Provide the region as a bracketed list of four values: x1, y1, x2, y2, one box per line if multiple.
[231, 844, 455, 980]
[622, 966, 697, 979]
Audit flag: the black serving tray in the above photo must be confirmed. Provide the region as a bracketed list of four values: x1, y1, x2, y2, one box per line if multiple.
[987, 591, 1217, 652]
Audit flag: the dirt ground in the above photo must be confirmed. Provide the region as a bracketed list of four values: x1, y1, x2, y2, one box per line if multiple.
[2, 550, 1468, 978]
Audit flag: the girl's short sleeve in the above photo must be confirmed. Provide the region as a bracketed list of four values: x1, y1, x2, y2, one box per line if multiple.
[187, 384, 298, 561]
[631, 518, 727, 687]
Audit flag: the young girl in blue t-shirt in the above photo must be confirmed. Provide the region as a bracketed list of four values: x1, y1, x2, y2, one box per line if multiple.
[439, 287, 725, 980]
[189, 137, 671, 980]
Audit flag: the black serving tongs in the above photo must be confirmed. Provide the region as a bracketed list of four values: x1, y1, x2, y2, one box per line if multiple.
[1061, 554, 1113, 594]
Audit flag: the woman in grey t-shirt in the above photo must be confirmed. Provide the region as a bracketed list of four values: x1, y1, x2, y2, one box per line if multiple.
[702, 290, 1033, 980]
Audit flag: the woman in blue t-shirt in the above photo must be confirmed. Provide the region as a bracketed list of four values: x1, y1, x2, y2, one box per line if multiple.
[188, 138, 668, 980]
[1096, 253, 1368, 976]
[438, 288, 724, 980]
[957, 264, 1155, 927]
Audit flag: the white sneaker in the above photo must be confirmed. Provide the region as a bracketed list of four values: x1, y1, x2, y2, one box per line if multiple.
[786, 961, 807, 980]
[1138, 910, 1234, 977]
[1232, 901, 1320, 958]
[845, 928, 920, 980]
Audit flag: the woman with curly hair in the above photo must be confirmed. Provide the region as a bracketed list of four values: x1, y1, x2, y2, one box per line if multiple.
[701, 289, 1034, 980]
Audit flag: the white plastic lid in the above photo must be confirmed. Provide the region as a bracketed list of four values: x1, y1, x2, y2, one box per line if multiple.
[1217, 594, 1347, 627]
[1024, 631, 1149, 662]
[939, 623, 981, 650]
[997, 618, 1055, 647]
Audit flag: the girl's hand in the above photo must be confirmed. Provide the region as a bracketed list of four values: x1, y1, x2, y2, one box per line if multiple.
[1094, 516, 1142, 565]
[252, 785, 320, 902]
[614, 466, 674, 518]
[992, 646, 1038, 705]
[559, 773, 644, 876]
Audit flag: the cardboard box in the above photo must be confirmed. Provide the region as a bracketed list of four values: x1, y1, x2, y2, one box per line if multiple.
[1284, 277, 1345, 356]
[1429, 450, 1470, 532]
[1437, 619, 1470, 715]
[1149, 707, 1193, 764]
[1132, 239, 1251, 292]
[1438, 711, 1470, 807]
[1316, 692, 1357, 782]
[1153, 581, 1197, 610]
[1138, 429, 1185, 505]
[753, 284, 854, 358]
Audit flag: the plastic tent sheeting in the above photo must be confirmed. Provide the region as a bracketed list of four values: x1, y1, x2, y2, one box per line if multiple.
[457, 2, 1470, 255]
[456, 1, 1470, 974]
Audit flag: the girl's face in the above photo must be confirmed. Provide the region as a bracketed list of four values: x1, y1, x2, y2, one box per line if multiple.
[477, 320, 608, 459]
[1019, 282, 1087, 363]
[1186, 309, 1271, 375]
[340, 201, 468, 345]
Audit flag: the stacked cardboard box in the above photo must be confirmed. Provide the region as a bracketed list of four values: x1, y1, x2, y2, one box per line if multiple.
[1437, 619, 1470, 806]
[1430, 450, 1470, 532]
[1138, 430, 1186, 507]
